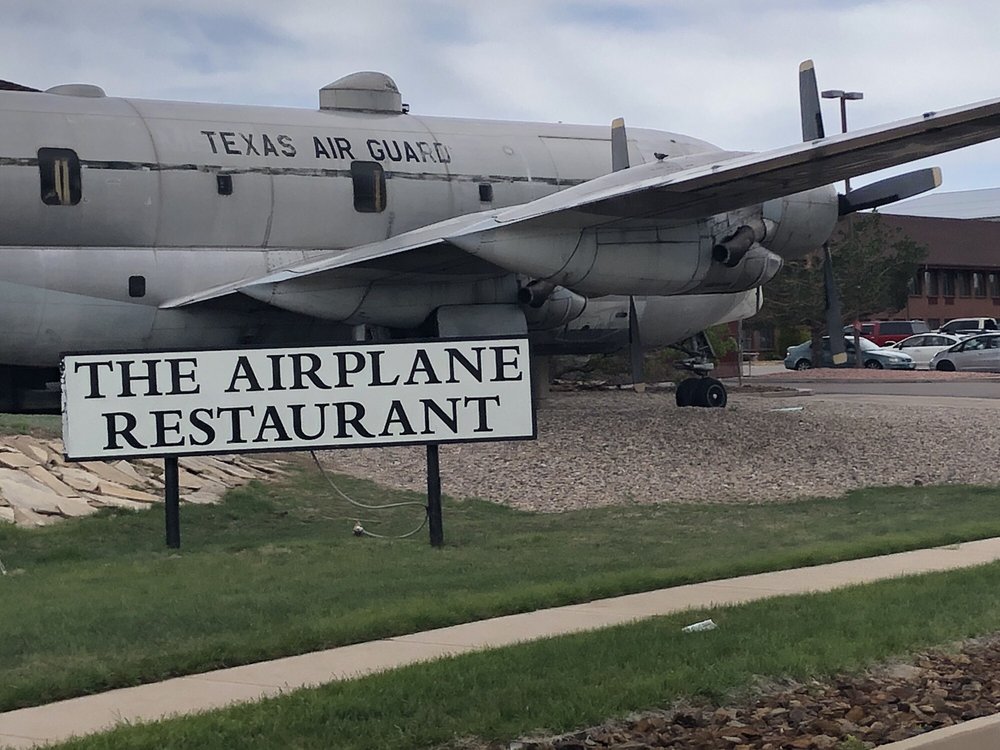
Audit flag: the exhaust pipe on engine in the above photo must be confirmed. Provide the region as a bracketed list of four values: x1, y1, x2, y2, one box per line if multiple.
[517, 279, 556, 308]
[712, 225, 759, 267]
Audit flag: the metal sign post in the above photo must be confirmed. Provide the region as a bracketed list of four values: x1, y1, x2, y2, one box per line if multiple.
[426, 444, 443, 547]
[164, 456, 180, 548]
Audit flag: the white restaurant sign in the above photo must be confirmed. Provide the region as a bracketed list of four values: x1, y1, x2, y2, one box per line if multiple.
[61, 338, 535, 460]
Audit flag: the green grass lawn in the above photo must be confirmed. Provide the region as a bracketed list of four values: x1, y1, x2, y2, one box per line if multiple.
[53, 562, 1000, 750]
[0, 412, 61, 438]
[4, 457, 1000, 712]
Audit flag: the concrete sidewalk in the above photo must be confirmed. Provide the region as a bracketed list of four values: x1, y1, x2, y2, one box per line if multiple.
[5, 539, 1000, 749]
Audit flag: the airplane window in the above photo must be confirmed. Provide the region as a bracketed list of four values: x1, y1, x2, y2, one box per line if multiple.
[38, 147, 81, 206]
[217, 174, 233, 196]
[479, 183, 494, 202]
[128, 276, 146, 298]
[351, 161, 386, 213]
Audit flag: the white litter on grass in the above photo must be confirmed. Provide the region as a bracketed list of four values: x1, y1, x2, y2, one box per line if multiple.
[769, 406, 805, 412]
[681, 618, 717, 633]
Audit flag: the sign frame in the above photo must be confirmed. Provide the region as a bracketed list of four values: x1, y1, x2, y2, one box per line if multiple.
[60, 335, 537, 462]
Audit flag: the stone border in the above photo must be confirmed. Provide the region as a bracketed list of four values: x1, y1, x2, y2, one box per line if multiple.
[0, 435, 288, 528]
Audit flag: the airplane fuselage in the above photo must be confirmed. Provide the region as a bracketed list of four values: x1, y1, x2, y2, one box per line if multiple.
[0, 83, 780, 378]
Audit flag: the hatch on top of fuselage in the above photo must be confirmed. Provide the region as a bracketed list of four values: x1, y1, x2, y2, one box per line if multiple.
[319, 72, 407, 114]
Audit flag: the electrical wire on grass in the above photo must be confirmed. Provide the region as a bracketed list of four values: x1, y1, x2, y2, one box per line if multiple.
[310, 451, 428, 539]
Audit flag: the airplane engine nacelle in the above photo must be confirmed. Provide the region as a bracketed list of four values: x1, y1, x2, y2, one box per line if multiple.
[760, 184, 840, 259]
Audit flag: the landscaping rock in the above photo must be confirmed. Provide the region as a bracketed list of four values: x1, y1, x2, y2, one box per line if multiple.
[0, 437, 287, 527]
[94, 481, 160, 503]
[0, 452, 38, 469]
[25, 465, 80, 498]
[57, 467, 101, 493]
[469, 637, 1000, 750]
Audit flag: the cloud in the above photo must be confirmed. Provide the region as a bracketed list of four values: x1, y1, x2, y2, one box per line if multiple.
[4, 0, 1000, 190]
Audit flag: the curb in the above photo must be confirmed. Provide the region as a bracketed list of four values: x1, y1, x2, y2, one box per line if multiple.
[878, 712, 1000, 749]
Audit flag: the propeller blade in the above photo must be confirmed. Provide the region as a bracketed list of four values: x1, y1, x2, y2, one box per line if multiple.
[838, 167, 943, 215]
[799, 59, 825, 141]
[611, 117, 630, 172]
[823, 243, 847, 365]
[628, 295, 646, 392]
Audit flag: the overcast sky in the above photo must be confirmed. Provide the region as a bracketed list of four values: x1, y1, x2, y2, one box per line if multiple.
[5, 0, 1000, 193]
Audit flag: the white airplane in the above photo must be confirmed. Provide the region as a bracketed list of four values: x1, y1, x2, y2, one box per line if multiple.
[1, 61, 997, 412]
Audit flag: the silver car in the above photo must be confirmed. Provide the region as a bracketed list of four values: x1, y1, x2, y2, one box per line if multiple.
[929, 333, 1000, 371]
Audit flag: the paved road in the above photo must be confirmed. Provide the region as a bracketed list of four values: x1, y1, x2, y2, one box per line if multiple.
[728, 361, 1000, 399]
[753, 380, 1000, 398]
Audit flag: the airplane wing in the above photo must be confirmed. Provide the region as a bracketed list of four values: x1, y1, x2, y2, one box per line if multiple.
[164, 95, 1000, 309]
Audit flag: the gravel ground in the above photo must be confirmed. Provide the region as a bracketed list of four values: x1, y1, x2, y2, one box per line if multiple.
[319, 388, 1000, 511]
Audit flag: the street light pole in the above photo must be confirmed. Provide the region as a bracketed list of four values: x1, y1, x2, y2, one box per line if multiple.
[821, 88, 864, 366]
[821, 89, 864, 190]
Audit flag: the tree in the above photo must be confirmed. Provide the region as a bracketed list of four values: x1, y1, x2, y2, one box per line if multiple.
[753, 213, 927, 364]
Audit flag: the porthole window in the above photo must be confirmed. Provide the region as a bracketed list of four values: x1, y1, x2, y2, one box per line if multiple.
[128, 275, 146, 298]
[38, 148, 81, 206]
[351, 161, 386, 213]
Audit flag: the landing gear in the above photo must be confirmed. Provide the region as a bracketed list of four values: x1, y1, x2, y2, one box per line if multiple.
[676, 376, 728, 408]
[671, 331, 727, 408]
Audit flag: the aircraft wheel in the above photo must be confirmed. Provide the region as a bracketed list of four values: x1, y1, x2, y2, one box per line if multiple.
[694, 377, 727, 408]
[675, 377, 700, 407]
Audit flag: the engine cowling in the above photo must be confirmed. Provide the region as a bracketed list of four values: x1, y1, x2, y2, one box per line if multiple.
[760, 184, 840, 259]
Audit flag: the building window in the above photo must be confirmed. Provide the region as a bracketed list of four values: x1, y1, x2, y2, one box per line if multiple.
[926, 270, 939, 296]
[38, 147, 82, 205]
[942, 271, 956, 297]
[351, 161, 386, 213]
[974, 272, 987, 298]
[911, 271, 924, 296]
[959, 271, 972, 297]
[991, 273, 1000, 298]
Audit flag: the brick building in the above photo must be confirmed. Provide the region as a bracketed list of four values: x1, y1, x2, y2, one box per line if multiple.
[743, 212, 1000, 354]
[881, 214, 1000, 329]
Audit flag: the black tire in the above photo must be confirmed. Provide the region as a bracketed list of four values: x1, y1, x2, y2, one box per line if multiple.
[694, 377, 728, 408]
[863, 359, 883, 369]
[936, 360, 956, 371]
[794, 359, 812, 371]
[675, 377, 699, 407]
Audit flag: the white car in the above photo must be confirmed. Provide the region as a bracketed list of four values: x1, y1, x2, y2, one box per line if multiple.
[891, 333, 964, 369]
[929, 333, 1000, 371]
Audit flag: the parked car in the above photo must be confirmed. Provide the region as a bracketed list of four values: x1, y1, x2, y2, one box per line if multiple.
[784, 336, 916, 370]
[890, 333, 964, 369]
[929, 333, 1000, 371]
[937, 317, 1000, 337]
[842, 320, 930, 347]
